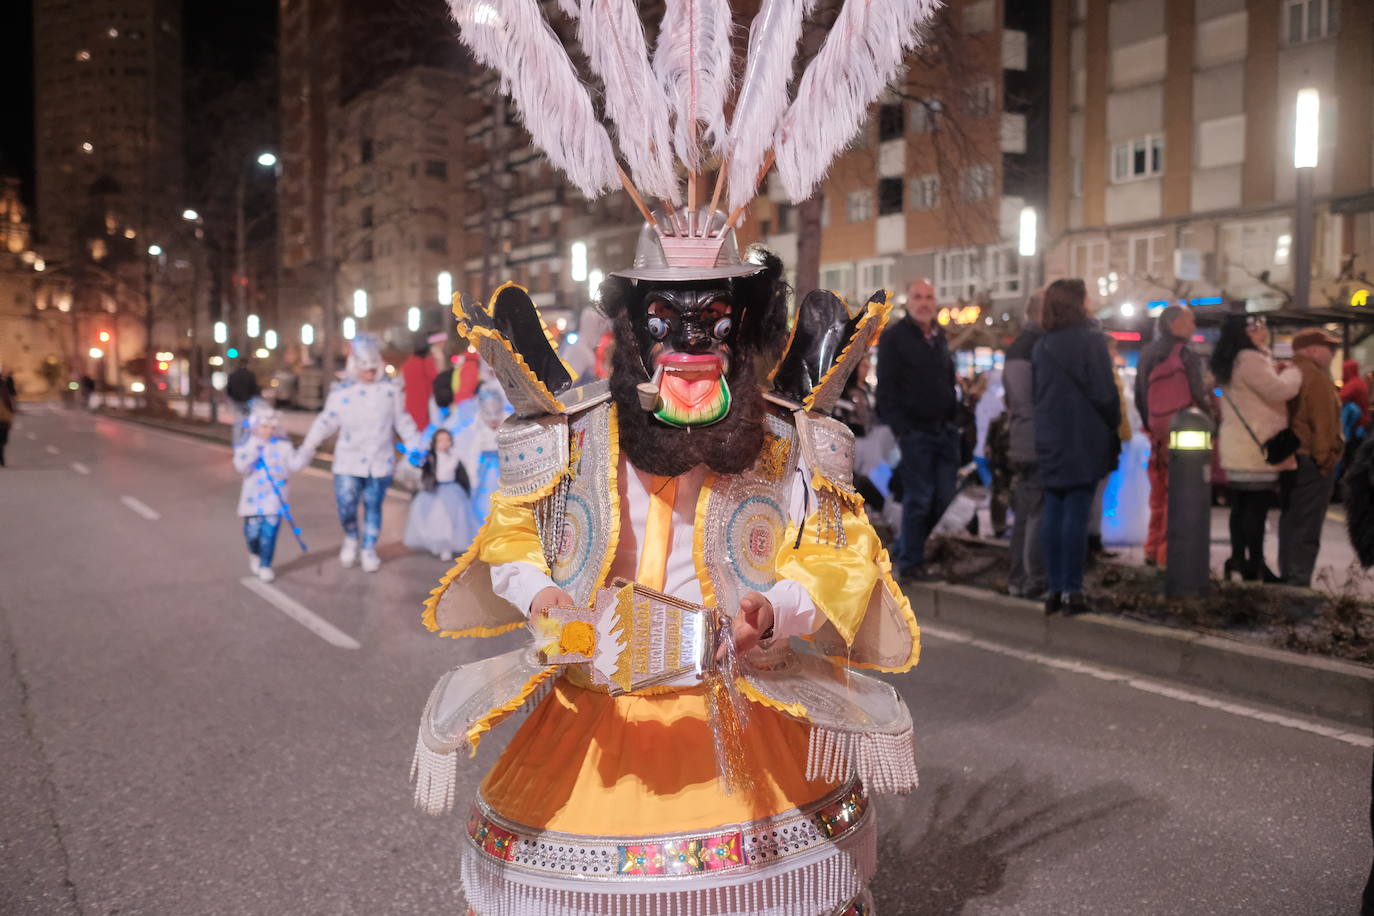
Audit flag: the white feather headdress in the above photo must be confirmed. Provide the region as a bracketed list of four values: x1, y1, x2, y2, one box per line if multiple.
[448, 0, 939, 244]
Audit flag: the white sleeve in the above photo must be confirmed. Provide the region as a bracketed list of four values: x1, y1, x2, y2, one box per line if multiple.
[490, 561, 560, 617]
[760, 460, 820, 639]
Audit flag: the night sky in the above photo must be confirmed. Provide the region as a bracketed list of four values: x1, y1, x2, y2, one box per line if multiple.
[0, 0, 277, 209]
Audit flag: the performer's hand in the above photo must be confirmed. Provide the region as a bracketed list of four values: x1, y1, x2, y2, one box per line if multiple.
[719, 591, 775, 661]
[531, 586, 575, 616]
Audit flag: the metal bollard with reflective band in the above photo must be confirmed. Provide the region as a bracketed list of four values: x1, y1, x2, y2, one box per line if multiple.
[1165, 407, 1214, 598]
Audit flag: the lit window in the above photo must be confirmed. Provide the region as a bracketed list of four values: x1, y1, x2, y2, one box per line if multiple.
[910, 174, 940, 211]
[75, 49, 91, 62]
[107, 27, 119, 38]
[960, 163, 994, 202]
[81, 142, 94, 154]
[1111, 134, 1165, 183]
[1284, 0, 1336, 44]
[846, 189, 873, 223]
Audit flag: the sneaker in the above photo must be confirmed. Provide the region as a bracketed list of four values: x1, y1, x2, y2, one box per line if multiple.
[248, 554, 261, 575]
[255, 565, 276, 583]
[360, 548, 381, 573]
[339, 537, 359, 568]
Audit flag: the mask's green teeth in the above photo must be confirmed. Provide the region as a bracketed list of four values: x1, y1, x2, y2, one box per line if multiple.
[654, 378, 731, 428]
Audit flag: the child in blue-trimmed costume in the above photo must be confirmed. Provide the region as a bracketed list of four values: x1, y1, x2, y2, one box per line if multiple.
[232, 402, 296, 583]
[404, 428, 480, 561]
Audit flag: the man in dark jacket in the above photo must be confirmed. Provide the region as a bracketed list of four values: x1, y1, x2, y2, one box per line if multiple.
[877, 278, 959, 580]
[1134, 305, 1210, 566]
[1003, 288, 1046, 598]
[1280, 328, 1343, 587]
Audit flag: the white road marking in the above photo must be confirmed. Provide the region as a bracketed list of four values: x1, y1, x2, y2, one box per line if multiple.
[119, 495, 161, 521]
[239, 576, 361, 650]
[921, 623, 1374, 749]
[44, 445, 60, 455]
[70, 461, 91, 475]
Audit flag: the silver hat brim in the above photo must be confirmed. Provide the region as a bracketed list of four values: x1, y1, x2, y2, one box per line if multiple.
[610, 263, 765, 282]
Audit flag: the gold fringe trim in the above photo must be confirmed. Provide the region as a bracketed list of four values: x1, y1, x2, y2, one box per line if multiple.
[801, 291, 893, 413]
[736, 675, 809, 719]
[464, 666, 559, 755]
[809, 470, 867, 512]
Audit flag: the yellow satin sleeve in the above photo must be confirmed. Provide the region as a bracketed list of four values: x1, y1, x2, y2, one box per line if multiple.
[773, 508, 884, 646]
[477, 495, 551, 572]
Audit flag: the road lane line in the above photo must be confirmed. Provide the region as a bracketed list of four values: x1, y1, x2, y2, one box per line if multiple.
[239, 577, 361, 649]
[44, 445, 60, 455]
[119, 496, 161, 521]
[921, 623, 1374, 749]
[70, 462, 91, 475]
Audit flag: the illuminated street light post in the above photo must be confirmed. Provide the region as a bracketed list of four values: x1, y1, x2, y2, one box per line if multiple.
[235, 151, 279, 355]
[1292, 88, 1319, 311]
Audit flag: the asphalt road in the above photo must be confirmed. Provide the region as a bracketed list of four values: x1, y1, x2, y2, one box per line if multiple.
[1, 405, 1370, 916]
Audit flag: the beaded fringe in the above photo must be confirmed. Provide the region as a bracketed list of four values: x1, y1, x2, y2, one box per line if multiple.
[805, 725, 917, 796]
[460, 815, 876, 916]
[411, 680, 555, 816]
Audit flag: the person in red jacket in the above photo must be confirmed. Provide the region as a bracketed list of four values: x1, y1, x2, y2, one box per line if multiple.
[400, 333, 444, 430]
[1342, 359, 1370, 429]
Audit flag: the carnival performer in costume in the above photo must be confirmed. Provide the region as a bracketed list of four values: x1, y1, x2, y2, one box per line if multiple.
[294, 335, 421, 572]
[411, 1, 935, 912]
[233, 402, 296, 583]
[404, 429, 481, 561]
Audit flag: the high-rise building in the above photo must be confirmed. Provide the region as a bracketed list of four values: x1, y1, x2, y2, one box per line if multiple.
[1045, 0, 1374, 317]
[32, 0, 183, 252]
[746, 0, 1052, 324]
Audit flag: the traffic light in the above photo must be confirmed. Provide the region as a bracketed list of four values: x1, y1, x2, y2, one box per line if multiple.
[226, 347, 239, 359]
[157, 361, 169, 372]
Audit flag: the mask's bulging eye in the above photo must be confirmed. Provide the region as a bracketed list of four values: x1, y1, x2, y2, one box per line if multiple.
[647, 315, 669, 340]
[713, 317, 733, 340]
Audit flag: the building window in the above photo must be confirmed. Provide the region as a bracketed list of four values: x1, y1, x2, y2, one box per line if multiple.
[776, 202, 796, 233]
[910, 98, 941, 134]
[1127, 232, 1169, 278]
[361, 138, 374, 163]
[1111, 134, 1164, 183]
[878, 104, 905, 141]
[820, 263, 855, 299]
[960, 163, 994, 202]
[987, 245, 1023, 298]
[359, 240, 374, 261]
[858, 259, 894, 293]
[1284, 0, 1336, 44]
[425, 160, 448, 180]
[1220, 217, 1293, 296]
[426, 235, 448, 254]
[963, 0, 995, 34]
[1069, 238, 1108, 283]
[910, 174, 940, 211]
[878, 177, 904, 215]
[361, 206, 373, 228]
[846, 189, 873, 223]
[964, 80, 995, 119]
[935, 247, 981, 303]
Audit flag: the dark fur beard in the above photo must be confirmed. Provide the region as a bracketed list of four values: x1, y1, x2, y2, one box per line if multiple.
[609, 324, 767, 477]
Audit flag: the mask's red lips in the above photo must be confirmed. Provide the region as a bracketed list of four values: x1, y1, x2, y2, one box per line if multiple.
[656, 353, 723, 409]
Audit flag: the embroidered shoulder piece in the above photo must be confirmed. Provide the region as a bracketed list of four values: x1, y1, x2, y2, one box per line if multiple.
[455, 283, 573, 418]
[794, 411, 858, 500]
[497, 414, 570, 500]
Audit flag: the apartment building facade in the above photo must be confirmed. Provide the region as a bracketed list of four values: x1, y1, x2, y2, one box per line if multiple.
[1046, 0, 1374, 318]
[746, 0, 1051, 321]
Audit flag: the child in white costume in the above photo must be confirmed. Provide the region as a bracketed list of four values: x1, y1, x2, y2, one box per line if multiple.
[232, 403, 296, 583]
[294, 336, 421, 572]
[404, 429, 480, 561]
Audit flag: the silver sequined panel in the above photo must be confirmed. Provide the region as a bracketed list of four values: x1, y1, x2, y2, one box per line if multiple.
[497, 415, 570, 499]
[796, 412, 858, 496]
[700, 411, 798, 618]
[548, 402, 615, 606]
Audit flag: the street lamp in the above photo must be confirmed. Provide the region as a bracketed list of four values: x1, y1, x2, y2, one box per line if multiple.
[181, 208, 200, 222]
[1292, 88, 1319, 311]
[1017, 206, 1037, 257]
[257, 151, 278, 168]
[436, 271, 453, 306]
[407, 306, 421, 332]
[246, 313, 260, 338]
[234, 150, 279, 355]
[342, 317, 357, 340]
[147, 243, 163, 257]
[265, 329, 278, 350]
[588, 269, 605, 302]
[353, 288, 368, 318]
[301, 323, 315, 346]
[214, 321, 228, 344]
[570, 241, 588, 282]
[89, 347, 104, 359]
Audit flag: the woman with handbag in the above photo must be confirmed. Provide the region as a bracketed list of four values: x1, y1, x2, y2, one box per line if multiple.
[1032, 279, 1121, 615]
[1211, 314, 1302, 582]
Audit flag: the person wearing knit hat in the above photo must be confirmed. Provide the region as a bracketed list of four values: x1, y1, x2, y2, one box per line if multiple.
[1279, 326, 1343, 586]
[293, 336, 422, 572]
[232, 403, 297, 582]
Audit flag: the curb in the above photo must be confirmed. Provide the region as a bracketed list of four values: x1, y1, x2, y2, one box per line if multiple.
[906, 582, 1374, 730]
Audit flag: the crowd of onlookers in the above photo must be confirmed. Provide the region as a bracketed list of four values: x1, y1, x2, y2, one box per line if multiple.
[871, 276, 1361, 615]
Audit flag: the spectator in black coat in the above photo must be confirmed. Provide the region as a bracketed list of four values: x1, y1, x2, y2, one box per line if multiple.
[876, 278, 959, 581]
[1003, 288, 1046, 598]
[1032, 279, 1120, 616]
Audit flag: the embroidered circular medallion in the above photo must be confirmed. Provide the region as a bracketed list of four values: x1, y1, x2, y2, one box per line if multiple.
[551, 493, 593, 587]
[726, 495, 783, 592]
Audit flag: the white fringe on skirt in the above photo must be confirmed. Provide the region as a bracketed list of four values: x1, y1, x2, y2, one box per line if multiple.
[804, 725, 917, 796]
